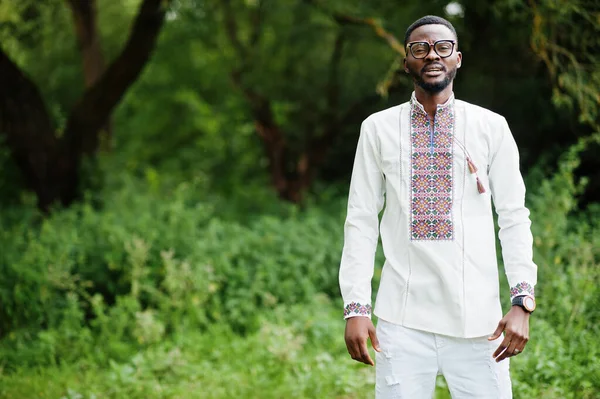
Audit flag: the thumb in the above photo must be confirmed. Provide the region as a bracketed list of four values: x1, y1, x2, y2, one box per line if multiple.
[369, 323, 381, 352]
[488, 320, 506, 341]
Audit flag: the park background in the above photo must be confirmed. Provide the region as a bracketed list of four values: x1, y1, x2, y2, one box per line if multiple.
[0, 0, 598, 398]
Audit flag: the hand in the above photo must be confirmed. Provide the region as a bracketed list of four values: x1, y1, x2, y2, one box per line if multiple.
[489, 306, 530, 362]
[344, 316, 381, 366]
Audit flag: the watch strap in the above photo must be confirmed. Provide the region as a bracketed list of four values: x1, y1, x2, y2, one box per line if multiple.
[512, 295, 534, 313]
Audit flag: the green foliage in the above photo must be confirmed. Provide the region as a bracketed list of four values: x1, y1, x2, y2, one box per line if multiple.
[483, 135, 600, 398]
[0, 0, 599, 397]
[0, 296, 450, 399]
[1, 139, 599, 397]
[531, 0, 600, 129]
[0, 298, 367, 399]
[0, 166, 347, 367]
[2, 0, 593, 198]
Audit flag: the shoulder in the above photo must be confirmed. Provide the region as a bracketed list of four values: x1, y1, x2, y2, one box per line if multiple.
[456, 99, 508, 128]
[356, 103, 405, 151]
[361, 103, 406, 131]
[365, 103, 405, 123]
[457, 99, 516, 161]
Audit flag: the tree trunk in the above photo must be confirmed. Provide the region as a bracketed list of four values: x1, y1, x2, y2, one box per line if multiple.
[0, 0, 170, 211]
[221, 2, 402, 203]
[0, 50, 64, 210]
[66, 0, 112, 150]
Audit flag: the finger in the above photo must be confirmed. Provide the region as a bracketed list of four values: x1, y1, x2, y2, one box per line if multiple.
[346, 338, 361, 362]
[369, 324, 381, 352]
[492, 336, 511, 359]
[359, 339, 374, 366]
[496, 343, 517, 362]
[511, 335, 528, 356]
[488, 320, 506, 341]
[513, 345, 524, 356]
[500, 338, 521, 361]
[495, 350, 509, 362]
[495, 343, 512, 362]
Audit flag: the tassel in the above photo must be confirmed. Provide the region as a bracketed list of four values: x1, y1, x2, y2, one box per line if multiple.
[476, 177, 486, 194]
[467, 157, 478, 174]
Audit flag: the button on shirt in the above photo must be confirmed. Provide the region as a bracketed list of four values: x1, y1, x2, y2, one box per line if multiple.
[339, 92, 537, 338]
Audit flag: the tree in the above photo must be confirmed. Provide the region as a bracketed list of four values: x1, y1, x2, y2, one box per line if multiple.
[0, 0, 171, 211]
[212, 0, 409, 203]
[66, 0, 112, 149]
[492, 0, 600, 200]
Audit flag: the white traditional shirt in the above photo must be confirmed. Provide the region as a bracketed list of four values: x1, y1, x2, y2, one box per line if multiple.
[339, 92, 537, 338]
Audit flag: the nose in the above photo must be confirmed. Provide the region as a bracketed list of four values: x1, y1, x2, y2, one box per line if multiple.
[424, 45, 440, 61]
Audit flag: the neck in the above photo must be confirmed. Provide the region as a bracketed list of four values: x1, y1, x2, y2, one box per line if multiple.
[414, 85, 454, 119]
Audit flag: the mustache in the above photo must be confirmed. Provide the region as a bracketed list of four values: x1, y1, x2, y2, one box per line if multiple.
[421, 63, 446, 73]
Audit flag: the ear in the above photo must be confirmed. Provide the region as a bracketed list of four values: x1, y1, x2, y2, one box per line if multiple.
[456, 51, 463, 69]
[403, 57, 409, 73]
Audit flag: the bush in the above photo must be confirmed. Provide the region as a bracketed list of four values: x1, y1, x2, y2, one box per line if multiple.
[508, 137, 600, 398]
[0, 170, 348, 368]
[0, 296, 377, 399]
[0, 138, 599, 397]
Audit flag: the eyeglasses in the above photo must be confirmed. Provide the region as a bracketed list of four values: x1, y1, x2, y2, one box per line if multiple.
[407, 40, 456, 59]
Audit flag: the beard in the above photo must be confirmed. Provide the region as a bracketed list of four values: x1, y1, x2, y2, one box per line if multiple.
[408, 64, 458, 94]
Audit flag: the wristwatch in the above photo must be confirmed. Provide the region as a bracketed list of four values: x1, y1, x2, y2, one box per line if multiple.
[512, 295, 536, 313]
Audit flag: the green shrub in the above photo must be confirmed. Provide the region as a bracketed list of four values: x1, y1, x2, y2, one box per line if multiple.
[0, 138, 599, 397]
[0, 170, 349, 368]
[513, 136, 600, 397]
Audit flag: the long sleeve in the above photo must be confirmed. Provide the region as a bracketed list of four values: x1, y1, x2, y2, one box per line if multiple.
[339, 118, 385, 319]
[488, 118, 537, 302]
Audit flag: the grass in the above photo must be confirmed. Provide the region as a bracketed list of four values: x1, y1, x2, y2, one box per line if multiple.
[2, 295, 593, 399]
[0, 295, 460, 399]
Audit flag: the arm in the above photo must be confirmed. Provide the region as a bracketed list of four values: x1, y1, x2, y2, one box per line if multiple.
[489, 117, 537, 301]
[339, 118, 385, 365]
[487, 117, 538, 361]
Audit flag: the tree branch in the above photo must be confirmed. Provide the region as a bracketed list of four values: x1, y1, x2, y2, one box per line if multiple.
[303, 0, 405, 56]
[303, 1, 408, 100]
[0, 0, 171, 210]
[220, 0, 288, 193]
[63, 0, 170, 157]
[66, 0, 114, 150]
[332, 15, 405, 57]
[65, 0, 106, 87]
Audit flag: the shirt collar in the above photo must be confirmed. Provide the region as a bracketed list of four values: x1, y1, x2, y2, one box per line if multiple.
[410, 91, 455, 115]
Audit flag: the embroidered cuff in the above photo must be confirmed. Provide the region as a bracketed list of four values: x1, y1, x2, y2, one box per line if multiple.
[510, 281, 535, 301]
[343, 302, 372, 319]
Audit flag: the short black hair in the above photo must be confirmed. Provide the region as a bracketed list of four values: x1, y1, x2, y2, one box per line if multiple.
[404, 15, 458, 47]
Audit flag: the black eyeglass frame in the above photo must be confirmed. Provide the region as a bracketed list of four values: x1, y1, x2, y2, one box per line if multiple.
[406, 40, 457, 59]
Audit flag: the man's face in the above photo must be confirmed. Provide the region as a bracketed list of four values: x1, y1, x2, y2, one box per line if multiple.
[404, 24, 462, 94]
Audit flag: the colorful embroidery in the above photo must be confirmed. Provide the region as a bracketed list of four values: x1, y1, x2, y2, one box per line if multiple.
[510, 281, 535, 298]
[344, 302, 372, 318]
[410, 100, 455, 240]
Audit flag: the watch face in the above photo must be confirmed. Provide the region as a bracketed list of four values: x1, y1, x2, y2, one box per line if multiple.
[523, 296, 536, 312]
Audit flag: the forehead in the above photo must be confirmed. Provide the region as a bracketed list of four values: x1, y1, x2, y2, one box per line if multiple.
[408, 24, 456, 43]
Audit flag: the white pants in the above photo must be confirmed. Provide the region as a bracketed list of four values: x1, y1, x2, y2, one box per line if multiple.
[376, 319, 512, 398]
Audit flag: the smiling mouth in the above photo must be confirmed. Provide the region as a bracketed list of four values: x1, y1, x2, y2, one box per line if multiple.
[422, 67, 445, 78]
[423, 65, 445, 73]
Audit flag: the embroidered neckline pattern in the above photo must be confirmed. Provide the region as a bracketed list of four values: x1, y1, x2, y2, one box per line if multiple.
[343, 302, 372, 318]
[510, 281, 535, 299]
[410, 100, 455, 240]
